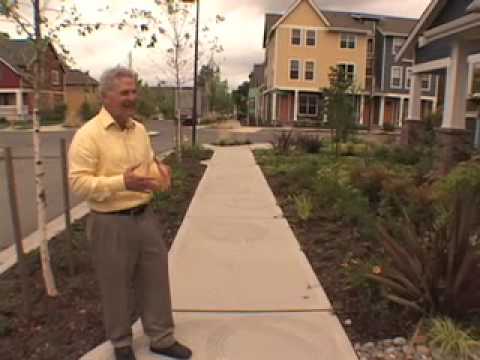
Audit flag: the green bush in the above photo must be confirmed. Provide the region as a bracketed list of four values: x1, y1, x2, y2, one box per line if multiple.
[291, 193, 314, 221]
[79, 101, 99, 122]
[428, 318, 480, 360]
[369, 190, 480, 317]
[382, 122, 395, 132]
[295, 134, 324, 154]
[433, 162, 480, 201]
[39, 103, 66, 124]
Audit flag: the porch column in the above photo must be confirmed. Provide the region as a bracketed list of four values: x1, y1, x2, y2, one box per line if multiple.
[294, 90, 299, 122]
[436, 40, 471, 173]
[359, 95, 365, 125]
[407, 73, 422, 120]
[399, 97, 405, 128]
[272, 91, 277, 125]
[16, 90, 23, 121]
[379, 96, 385, 127]
[401, 73, 423, 145]
[442, 41, 468, 129]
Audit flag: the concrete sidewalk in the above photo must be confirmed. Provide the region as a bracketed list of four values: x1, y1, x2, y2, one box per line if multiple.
[82, 145, 357, 360]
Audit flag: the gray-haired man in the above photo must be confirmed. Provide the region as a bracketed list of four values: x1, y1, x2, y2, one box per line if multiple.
[69, 66, 192, 360]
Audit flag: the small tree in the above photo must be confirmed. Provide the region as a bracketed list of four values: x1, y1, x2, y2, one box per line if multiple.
[323, 67, 357, 157]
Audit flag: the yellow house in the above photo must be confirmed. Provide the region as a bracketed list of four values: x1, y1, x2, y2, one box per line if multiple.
[65, 69, 99, 126]
[263, 0, 372, 125]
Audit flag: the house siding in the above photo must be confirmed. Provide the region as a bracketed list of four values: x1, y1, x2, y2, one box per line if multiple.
[430, 0, 475, 28]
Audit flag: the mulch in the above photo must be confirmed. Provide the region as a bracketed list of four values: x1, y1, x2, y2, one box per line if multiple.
[0, 150, 212, 360]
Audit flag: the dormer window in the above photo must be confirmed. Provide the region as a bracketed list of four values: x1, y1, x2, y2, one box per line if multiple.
[392, 37, 405, 56]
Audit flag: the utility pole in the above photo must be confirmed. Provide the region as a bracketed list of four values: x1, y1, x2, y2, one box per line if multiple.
[192, 0, 200, 146]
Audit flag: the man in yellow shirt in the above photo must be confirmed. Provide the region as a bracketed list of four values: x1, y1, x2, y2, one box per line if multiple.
[69, 67, 192, 360]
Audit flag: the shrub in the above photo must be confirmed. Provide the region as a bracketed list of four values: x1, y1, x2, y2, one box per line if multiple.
[79, 101, 99, 122]
[428, 318, 480, 360]
[295, 134, 323, 154]
[433, 162, 480, 202]
[39, 103, 67, 124]
[271, 129, 295, 155]
[382, 122, 395, 132]
[291, 193, 314, 221]
[369, 190, 480, 317]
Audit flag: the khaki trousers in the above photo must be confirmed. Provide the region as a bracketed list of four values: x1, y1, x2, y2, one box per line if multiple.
[86, 206, 175, 349]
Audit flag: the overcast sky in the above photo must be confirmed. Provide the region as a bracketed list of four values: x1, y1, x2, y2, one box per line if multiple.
[1, 0, 431, 89]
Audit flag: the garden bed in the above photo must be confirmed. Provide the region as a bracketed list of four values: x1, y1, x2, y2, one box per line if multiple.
[0, 147, 213, 360]
[255, 141, 480, 355]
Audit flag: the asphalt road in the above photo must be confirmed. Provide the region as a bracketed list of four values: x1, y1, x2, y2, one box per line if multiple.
[0, 120, 280, 250]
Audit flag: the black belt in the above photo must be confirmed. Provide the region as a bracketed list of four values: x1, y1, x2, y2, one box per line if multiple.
[97, 204, 149, 216]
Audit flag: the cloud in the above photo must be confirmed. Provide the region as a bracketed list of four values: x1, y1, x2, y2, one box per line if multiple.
[1, 0, 431, 89]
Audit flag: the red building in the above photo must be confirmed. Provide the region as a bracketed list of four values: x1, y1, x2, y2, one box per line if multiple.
[0, 35, 66, 123]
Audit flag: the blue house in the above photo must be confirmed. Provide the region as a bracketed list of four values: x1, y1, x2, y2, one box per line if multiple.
[397, 0, 480, 170]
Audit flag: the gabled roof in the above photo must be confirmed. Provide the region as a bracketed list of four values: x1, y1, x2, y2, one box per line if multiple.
[263, 1, 417, 48]
[468, 0, 480, 12]
[395, 0, 446, 61]
[66, 69, 98, 87]
[0, 38, 66, 77]
[0, 39, 35, 77]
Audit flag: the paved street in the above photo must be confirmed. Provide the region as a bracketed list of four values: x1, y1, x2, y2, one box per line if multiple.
[0, 120, 283, 250]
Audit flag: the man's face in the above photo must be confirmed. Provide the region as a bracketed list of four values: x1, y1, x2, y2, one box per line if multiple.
[103, 76, 137, 122]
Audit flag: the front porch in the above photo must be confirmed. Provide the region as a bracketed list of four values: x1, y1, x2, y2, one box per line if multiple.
[0, 89, 32, 124]
[263, 89, 365, 127]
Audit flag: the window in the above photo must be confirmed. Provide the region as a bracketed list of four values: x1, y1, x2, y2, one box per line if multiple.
[340, 33, 356, 49]
[421, 75, 431, 91]
[299, 94, 318, 116]
[405, 67, 413, 89]
[390, 66, 403, 89]
[305, 61, 315, 81]
[290, 60, 300, 80]
[51, 70, 60, 85]
[291, 29, 302, 46]
[305, 30, 316, 47]
[337, 63, 356, 83]
[392, 37, 405, 55]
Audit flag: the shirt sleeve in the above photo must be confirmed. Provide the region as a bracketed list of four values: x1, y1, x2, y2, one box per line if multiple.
[68, 130, 126, 202]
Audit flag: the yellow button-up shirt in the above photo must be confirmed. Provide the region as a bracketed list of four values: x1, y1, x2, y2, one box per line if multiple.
[69, 107, 155, 213]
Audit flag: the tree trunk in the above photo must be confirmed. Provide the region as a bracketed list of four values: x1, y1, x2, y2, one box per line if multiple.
[174, 45, 182, 161]
[33, 46, 58, 297]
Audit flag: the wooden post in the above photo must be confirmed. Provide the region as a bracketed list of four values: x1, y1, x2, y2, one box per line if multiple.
[4, 147, 31, 316]
[60, 139, 74, 276]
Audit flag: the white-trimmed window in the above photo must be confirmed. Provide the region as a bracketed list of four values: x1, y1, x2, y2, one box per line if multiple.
[340, 33, 356, 49]
[299, 94, 318, 116]
[421, 74, 432, 91]
[304, 61, 315, 81]
[337, 63, 356, 83]
[390, 66, 403, 89]
[305, 30, 316, 47]
[291, 29, 302, 46]
[290, 59, 300, 80]
[405, 67, 413, 89]
[51, 70, 60, 85]
[392, 37, 405, 55]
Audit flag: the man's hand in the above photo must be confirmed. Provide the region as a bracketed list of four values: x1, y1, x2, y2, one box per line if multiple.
[124, 164, 158, 193]
[154, 159, 172, 191]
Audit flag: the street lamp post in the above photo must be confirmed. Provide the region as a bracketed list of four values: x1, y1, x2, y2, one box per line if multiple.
[192, 0, 200, 146]
[182, 0, 200, 146]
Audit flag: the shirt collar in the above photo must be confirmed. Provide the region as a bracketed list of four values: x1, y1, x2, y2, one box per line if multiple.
[99, 107, 136, 130]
